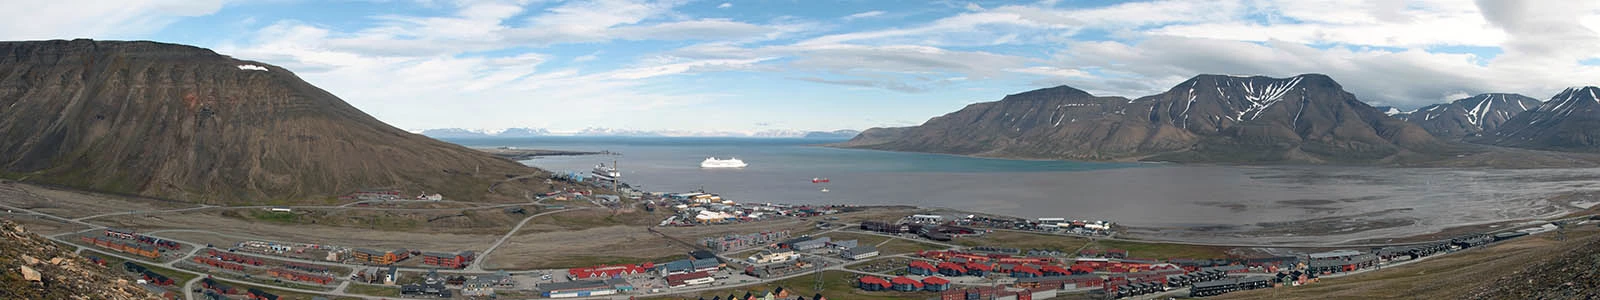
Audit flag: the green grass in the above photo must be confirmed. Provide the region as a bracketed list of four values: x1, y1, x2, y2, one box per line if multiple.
[117, 259, 198, 291]
[644, 270, 934, 300]
[251, 211, 300, 223]
[1087, 239, 1233, 260]
[344, 283, 400, 297]
[822, 232, 892, 248]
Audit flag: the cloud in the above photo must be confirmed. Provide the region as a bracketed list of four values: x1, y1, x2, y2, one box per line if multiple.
[0, 0, 227, 40]
[791, 77, 929, 93]
[717, 2, 731, 9]
[844, 10, 885, 21]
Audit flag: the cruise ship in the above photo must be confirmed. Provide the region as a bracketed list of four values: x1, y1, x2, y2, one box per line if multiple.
[592, 163, 620, 181]
[700, 157, 748, 168]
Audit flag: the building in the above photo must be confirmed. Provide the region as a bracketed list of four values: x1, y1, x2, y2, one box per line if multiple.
[889, 276, 924, 292]
[420, 251, 475, 269]
[908, 261, 937, 275]
[1189, 276, 1273, 297]
[569, 263, 654, 279]
[666, 271, 716, 288]
[350, 248, 410, 265]
[908, 214, 944, 224]
[1009, 265, 1043, 278]
[829, 240, 858, 249]
[749, 250, 800, 265]
[538, 279, 620, 298]
[858, 276, 891, 291]
[922, 276, 952, 291]
[964, 262, 992, 276]
[937, 262, 968, 276]
[841, 245, 879, 260]
[790, 237, 832, 251]
[399, 283, 451, 298]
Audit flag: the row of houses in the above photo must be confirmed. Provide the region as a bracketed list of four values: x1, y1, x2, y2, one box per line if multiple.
[200, 278, 237, 295]
[702, 230, 791, 252]
[206, 249, 265, 266]
[1188, 276, 1273, 297]
[568, 262, 655, 279]
[82, 236, 161, 259]
[192, 256, 248, 272]
[103, 228, 181, 251]
[666, 271, 716, 288]
[266, 268, 335, 285]
[857, 276, 952, 292]
[689, 287, 824, 300]
[122, 262, 174, 286]
[537, 278, 631, 298]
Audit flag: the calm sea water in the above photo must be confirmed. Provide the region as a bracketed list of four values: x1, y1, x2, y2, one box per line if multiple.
[444, 137, 1600, 245]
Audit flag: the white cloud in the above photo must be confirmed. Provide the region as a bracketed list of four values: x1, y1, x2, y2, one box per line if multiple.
[843, 10, 885, 21]
[717, 2, 731, 9]
[0, 0, 226, 40]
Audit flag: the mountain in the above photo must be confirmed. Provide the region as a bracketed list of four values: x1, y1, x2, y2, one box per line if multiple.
[1480, 87, 1600, 151]
[802, 130, 861, 139]
[418, 127, 548, 138]
[498, 127, 550, 137]
[1396, 93, 1542, 139]
[0, 39, 543, 204]
[420, 128, 493, 138]
[838, 74, 1444, 163]
[751, 129, 808, 138]
[0, 219, 160, 300]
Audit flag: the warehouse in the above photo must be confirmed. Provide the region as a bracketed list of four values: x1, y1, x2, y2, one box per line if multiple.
[666, 271, 716, 288]
[841, 245, 879, 260]
[538, 279, 621, 298]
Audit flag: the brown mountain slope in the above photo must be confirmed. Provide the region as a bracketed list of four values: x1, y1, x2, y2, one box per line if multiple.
[0, 219, 160, 300]
[1398, 93, 1542, 139]
[0, 39, 542, 204]
[839, 74, 1446, 164]
[1480, 86, 1600, 152]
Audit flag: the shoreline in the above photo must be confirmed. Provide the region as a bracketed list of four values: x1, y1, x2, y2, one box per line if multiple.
[474, 147, 615, 160]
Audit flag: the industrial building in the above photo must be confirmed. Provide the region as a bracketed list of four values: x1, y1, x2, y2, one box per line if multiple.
[538, 279, 626, 298]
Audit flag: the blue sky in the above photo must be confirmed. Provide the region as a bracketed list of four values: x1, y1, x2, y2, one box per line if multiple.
[6, 0, 1600, 135]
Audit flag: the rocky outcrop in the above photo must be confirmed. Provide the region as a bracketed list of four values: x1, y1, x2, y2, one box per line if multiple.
[0, 220, 160, 300]
[1399, 93, 1542, 139]
[838, 74, 1444, 163]
[0, 39, 542, 204]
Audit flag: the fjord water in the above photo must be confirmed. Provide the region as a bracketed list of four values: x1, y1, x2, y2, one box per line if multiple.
[446, 137, 1600, 245]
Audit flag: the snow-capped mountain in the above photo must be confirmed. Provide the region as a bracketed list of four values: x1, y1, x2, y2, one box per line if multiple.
[420, 127, 860, 138]
[1397, 93, 1542, 139]
[1482, 87, 1600, 151]
[419, 127, 548, 138]
[840, 73, 1441, 163]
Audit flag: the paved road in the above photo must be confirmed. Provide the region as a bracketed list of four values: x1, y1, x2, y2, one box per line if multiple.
[468, 207, 589, 272]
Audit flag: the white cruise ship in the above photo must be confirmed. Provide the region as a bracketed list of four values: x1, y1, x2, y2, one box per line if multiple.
[592, 163, 620, 181]
[700, 157, 748, 168]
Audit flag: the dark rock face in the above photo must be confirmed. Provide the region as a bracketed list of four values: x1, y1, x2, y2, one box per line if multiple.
[1482, 87, 1600, 151]
[1399, 93, 1542, 139]
[0, 219, 160, 300]
[839, 74, 1443, 163]
[0, 39, 536, 203]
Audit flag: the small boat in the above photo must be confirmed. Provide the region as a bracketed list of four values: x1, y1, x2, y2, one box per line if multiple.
[701, 157, 748, 168]
[811, 177, 830, 183]
[820, 188, 830, 193]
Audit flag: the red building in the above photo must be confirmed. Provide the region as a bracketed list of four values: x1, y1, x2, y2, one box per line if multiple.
[421, 251, 475, 269]
[568, 263, 655, 279]
[858, 276, 891, 291]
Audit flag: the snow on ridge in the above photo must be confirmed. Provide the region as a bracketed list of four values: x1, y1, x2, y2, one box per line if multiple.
[237, 65, 268, 72]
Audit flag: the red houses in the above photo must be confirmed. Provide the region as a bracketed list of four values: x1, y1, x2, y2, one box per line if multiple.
[889, 276, 924, 291]
[908, 261, 937, 276]
[858, 276, 891, 291]
[267, 268, 335, 285]
[567, 263, 654, 279]
[936, 262, 967, 276]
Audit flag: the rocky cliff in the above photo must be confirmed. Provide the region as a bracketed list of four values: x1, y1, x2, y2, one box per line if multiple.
[0, 39, 543, 204]
[0, 220, 159, 300]
[840, 74, 1444, 163]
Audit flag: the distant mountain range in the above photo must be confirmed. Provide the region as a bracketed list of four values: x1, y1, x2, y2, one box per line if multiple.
[837, 73, 1600, 163]
[418, 127, 860, 139]
[837, 74, 1443, 163]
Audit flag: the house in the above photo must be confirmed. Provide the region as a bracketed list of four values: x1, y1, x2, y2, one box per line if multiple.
[841, 245, 879, 260]
[690, 249, 718, 260]
[538, 279, 619, 298]
[350, 248, 411, 265]
[421, 251, 475, 269]
[1010, 265, 1043, 278]
[384, 266, 400, 285]
[246, 288, 278, 300]
[964, 262, 992, 276]
[858, 276, 891, 291]
[936, 262, 967, 276]
[1040, 265, 1071, 276]
[569, 263, 654, 279]
[908, 261, 937, 275]
[828, 240, 858, 250]
[889, 276, 924, 292]
[666, 271, 716, 288]
[922, 276, 951, 291]
[463, 276, 499, 296]
[399, 283, 451, 298]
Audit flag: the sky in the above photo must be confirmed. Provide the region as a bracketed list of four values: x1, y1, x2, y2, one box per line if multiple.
[4, 0, 1600, 134]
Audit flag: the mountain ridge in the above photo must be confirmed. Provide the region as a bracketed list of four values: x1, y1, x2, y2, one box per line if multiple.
[0, 39, 546, 204]
[837, 73, 1446, 164]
